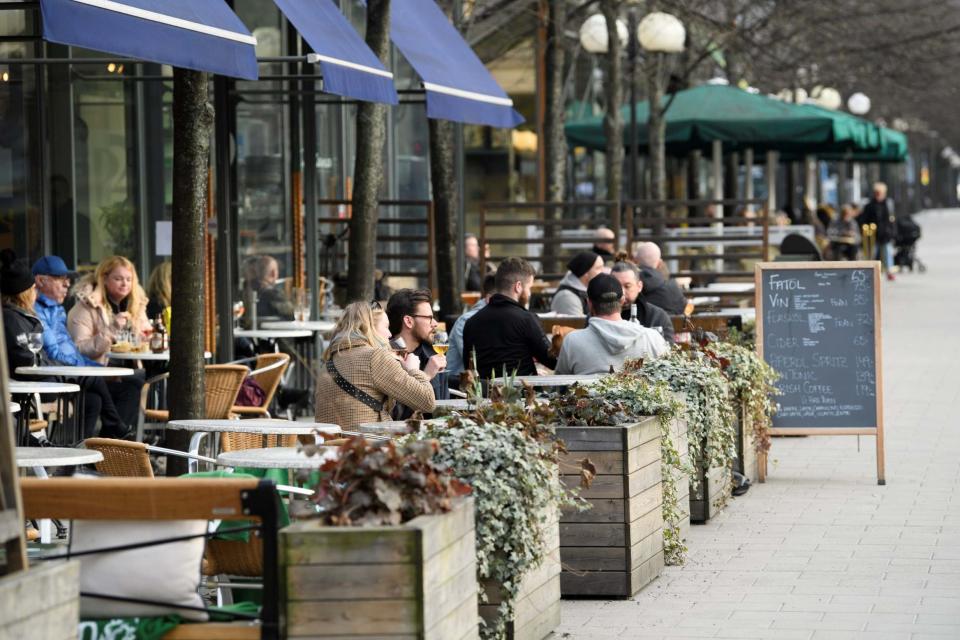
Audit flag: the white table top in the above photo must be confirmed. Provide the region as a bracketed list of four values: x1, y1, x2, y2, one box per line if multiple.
[491, 374, 604, 388]
[432, 398, 473, 410]
[9, 402, 19, 413]
[15, 446, 102, 467]
[261, 320, 336, 333]
[15, 365, 135, 378]
[235, 329, 313, 340]
[108, 350, 213, 361]
[9, 380, 81, 394]
[166, 419, 341, 436]
[217, 446, 338, 469]
[356, 420, 416, 435]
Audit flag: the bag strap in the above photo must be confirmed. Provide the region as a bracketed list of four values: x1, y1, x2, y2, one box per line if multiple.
[326, 358, 384, 413]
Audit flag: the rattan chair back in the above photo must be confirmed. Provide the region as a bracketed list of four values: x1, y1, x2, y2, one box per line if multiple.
[204, 364, 249, 419]
[84, 437, 154, 478]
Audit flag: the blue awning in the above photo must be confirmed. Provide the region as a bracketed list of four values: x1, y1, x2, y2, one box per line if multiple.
[391, 0, 523, 128]
[40, 0, 258, 80]
[275, 0, 397, 105]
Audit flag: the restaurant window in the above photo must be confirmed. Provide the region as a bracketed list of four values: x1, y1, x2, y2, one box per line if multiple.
[0, 7, 43, 261]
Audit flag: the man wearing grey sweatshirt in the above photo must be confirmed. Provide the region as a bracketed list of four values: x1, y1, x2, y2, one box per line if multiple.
[555, 274, 669, 375]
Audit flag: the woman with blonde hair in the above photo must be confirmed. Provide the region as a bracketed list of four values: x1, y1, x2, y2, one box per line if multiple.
[315, 301, 434, 428]
[145, 261, 171, 319]
[68, 255, 150, 364]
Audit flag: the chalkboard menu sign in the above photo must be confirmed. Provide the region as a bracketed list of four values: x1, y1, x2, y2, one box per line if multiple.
[755, 262, 885, 483]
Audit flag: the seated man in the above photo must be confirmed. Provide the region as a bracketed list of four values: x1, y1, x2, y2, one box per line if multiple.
[555, 274, 668, 375]
[551, 251, 604, 316]
[632, 242, 688, 315]
[591, 227, 616, 260]
[386, 288, 447, 418]
[610, 260, 674, 342]
[463, 257, 556, 379]
[447, 274, 496, 380]
[32, 255, 143, 436]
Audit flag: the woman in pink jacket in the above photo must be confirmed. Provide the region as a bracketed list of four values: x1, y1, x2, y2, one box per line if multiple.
[67, 256, 150, 364]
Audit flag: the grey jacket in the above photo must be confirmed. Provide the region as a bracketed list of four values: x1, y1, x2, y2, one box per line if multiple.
[554, 317, 669, 375]
[551, 272, 588, 315]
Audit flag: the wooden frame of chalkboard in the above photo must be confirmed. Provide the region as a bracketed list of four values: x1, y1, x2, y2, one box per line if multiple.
[755, 261, 885, 485]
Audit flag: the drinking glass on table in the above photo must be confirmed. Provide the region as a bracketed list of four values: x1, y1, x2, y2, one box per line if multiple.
[294, 289, 312, 322]
[27, 332, 43, 367]
[233, 300, 245, 330]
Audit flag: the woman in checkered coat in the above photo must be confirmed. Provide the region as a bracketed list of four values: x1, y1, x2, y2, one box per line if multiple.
[316, 302, 435, 428]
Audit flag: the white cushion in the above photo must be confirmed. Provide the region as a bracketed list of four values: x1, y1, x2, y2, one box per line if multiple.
[70, 519, 208, 621]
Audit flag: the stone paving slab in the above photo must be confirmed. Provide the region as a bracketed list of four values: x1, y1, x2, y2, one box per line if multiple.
[556, 210, 960, 638]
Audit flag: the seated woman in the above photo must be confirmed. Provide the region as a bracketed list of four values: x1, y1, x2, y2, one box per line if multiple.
[145, 261, 171, 321]
[315, 302, 434, 429]
[0, 251, 130, 439]
[242, 254, 294, 322]
[68, 255, 150, 364]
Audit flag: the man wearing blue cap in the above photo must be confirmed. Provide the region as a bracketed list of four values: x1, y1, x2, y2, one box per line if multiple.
[33, 255, 142, 436]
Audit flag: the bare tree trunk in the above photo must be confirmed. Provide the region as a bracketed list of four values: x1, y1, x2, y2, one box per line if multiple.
[348, 0, 391, 302]
[429, 119, 459, 320]
[542, 0, 566, 274]
[600, 0, 623, 231]
[167, 68, 212, 475]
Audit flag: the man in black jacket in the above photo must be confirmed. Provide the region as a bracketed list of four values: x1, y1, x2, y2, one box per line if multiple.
[463, 257, 557, 379]
[633, 242, 688, 315]
[611, 261, 674, 342]
[858, 181, 897, 280]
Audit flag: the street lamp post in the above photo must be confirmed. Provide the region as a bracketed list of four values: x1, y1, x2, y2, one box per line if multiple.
[847, 92, 871, 204]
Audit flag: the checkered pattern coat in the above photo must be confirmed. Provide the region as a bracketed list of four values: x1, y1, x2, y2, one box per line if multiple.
[315, 342, 435, 429]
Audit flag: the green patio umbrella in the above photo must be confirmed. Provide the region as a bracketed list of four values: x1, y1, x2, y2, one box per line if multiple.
[565, 84, 883, 156]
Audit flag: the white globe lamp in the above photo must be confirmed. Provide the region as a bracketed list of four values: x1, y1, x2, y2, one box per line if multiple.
[817, 87, 842, 110]
[637, 12, 685, 53]
[847, 92, 871, 115]
[579, 13, 627, 54]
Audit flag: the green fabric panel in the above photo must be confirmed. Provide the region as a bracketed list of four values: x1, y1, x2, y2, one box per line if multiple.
[180, 470, 290, 541]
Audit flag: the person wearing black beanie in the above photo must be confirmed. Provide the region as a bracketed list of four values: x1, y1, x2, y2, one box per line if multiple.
[550, 251, 604, 315]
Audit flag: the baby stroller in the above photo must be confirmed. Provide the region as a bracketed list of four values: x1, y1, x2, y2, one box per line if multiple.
[894, 214, 926, 273]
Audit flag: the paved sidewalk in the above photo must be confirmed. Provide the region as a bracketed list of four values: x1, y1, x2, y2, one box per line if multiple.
[558, 209, 960, 639]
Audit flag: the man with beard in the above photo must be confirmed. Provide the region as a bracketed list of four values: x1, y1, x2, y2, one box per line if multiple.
[610, 260, 674, 342]
[463, 257, 556, 379]
[386, 289, 447, 417]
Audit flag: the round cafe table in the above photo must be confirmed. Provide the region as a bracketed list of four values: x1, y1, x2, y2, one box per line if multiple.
[16, 446, 103, 543]
[356, 420, 418, 437]
[234, 329, 312, 340]
[260, 320, 336, 333]
[167, 419, 341, 470]
[15, 365, 135, 378]
[432, 398, 473, 411]
[217, 446, 338, 470]
[490, 374, 604, 388]
[9, 380, 82, 446]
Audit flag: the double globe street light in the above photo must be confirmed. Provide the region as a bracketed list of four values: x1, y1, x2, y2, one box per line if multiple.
[578, 10, 685, 200]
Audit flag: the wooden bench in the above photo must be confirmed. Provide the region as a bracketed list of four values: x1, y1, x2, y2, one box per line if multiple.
[20, 477, 281, 640]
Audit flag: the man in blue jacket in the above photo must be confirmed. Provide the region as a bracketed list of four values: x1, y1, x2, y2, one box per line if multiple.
[33, 256, 143, 435]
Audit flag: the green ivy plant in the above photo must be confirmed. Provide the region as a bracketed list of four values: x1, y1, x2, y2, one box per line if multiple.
[547, 377, 692, 565]
[416, 412, 578, 640]
[710, 341, 780, 457]
[626, 350, 737, 504]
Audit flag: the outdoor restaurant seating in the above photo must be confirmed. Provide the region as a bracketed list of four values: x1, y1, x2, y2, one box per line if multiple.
[229, 353, 290, 419]
[140, 364, 249, 424]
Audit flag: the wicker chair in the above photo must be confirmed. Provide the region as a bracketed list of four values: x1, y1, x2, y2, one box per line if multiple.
[84, 437, 153, 477]
[231, 353, 290, 419]
[139, 364, 250, 426]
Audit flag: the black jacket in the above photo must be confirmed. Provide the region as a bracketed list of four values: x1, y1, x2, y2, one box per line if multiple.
[3, 303, 49, 371]
[462, 294, 557, 379]
[858, 198, 896, 243]
[638, 267, 687, 315]
[621, 299, 675, 342]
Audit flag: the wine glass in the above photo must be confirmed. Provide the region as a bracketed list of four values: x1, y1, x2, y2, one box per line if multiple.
[27, 332, 43, 367]
[233, 300, 245, 330]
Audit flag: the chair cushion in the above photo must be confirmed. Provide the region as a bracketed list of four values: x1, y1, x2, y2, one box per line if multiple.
[70, 519, 208, 621]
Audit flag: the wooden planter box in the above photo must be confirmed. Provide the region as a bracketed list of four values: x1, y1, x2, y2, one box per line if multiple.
[0, 561, 79, 639]
[479, 504, 561, 640]
[689, 438, 732, 524]
[735, 399, 761, 484]
[280, 497, 479, 640]
[555, 417, 664, 598]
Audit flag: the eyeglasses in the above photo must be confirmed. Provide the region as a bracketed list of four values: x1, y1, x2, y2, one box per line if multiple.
[410, 314, 436, 322]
